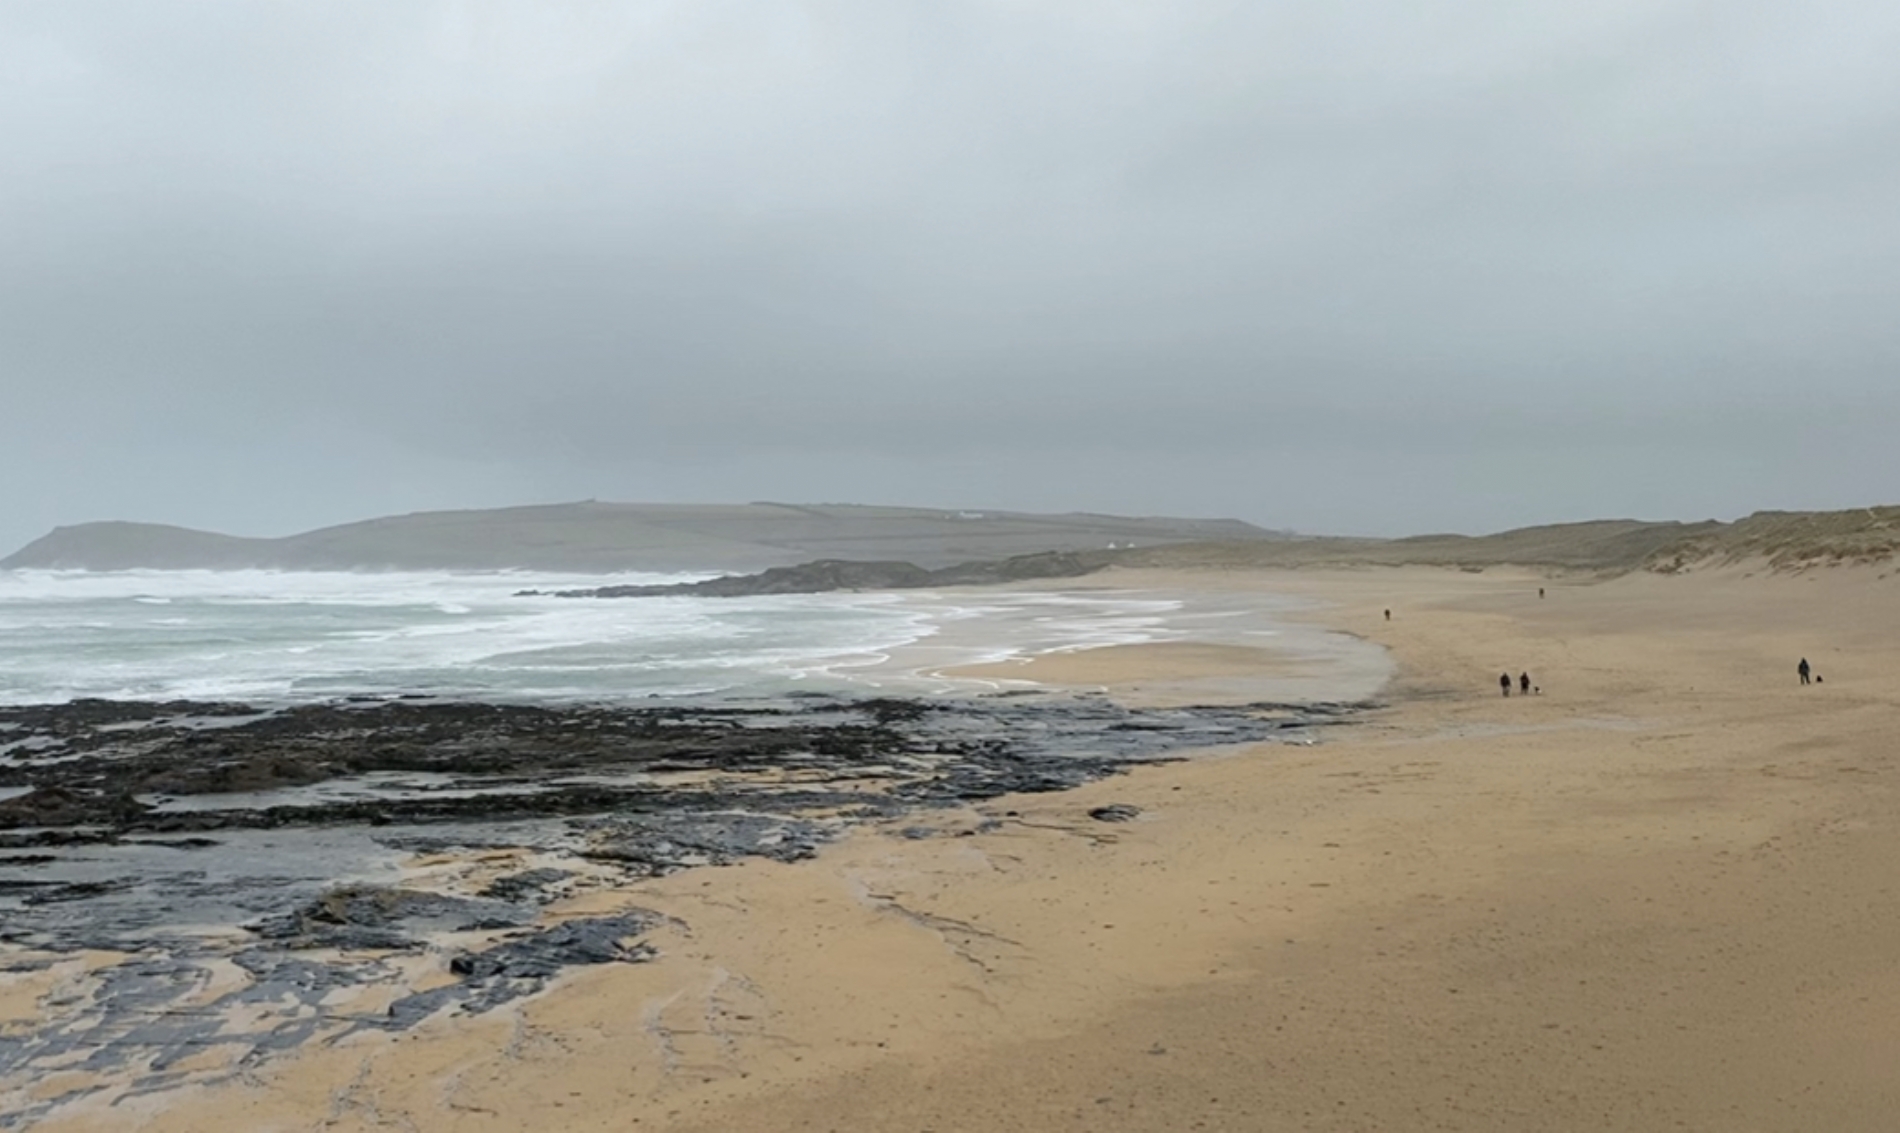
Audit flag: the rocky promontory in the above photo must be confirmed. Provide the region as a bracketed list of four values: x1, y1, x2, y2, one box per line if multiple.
[528, 549, 1105, 598]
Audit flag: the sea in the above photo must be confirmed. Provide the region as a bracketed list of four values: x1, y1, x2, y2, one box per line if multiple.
[0, 568, 1190, 706]
[0, 566, 1374, 1119]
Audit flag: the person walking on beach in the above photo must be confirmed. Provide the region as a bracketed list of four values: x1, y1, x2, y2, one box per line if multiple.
[1500, 672, 1512, 697]
[1520, 672, 1531, 695]
[1798, 658, 1811, 685]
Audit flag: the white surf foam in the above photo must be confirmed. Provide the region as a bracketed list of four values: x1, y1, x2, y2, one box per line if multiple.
[0, 569, 957, 703]
[0, 569, 1300, 705]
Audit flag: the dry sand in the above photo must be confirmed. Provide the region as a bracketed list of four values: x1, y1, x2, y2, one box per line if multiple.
[31, 562, 1900, 1131]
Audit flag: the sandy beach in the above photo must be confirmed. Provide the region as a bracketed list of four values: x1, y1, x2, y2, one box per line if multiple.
[23, 560, 1900, 1131]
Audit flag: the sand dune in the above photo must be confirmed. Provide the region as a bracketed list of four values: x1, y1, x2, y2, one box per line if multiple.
[1116, 505, 1900, 575]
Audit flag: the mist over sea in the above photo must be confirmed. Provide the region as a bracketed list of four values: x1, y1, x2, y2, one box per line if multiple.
[0, 569, 1187, 705]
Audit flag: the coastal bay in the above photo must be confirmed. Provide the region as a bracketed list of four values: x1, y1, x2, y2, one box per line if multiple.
[16, 558, 1899, 1130]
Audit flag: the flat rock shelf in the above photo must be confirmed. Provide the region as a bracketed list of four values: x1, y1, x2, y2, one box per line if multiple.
[0, 692, 1366, 1124]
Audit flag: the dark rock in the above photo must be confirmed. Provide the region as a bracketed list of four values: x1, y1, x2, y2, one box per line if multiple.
[385, 913, 659, 1026]
[444, 915, 652, 982]
[248, 886, 532, 951]
[0, 786, 148, 829]
[479, 868, 575, 903]
[578, 812, 832, 876]
[0, 691, 1374, 1119]
[137, 753, 335, 795]
[540, 549, 1103, 600]
[1088, 804, 1142, 822]
[132, 837, 222, 850]
[18, 879, 134, 905]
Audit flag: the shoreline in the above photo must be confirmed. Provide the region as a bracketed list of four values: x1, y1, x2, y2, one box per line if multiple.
[0, 571, 1366, 708]
[0, 693, 1343, 1105]
[855, 579, 1391, 705]
[1, 582, 1373, 1128]
[18, 561, 1900, 1130]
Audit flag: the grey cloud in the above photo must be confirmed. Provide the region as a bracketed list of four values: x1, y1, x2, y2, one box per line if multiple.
[3, 1, 1897, 551]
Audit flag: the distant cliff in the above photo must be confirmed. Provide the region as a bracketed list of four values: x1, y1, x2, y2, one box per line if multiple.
[0, 502, 1281, 573]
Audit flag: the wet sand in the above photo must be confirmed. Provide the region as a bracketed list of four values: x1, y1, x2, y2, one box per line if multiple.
[30, 562, 1900, 1131]
[1, 691, 1331, 1126]
[949, 640, 1300, 683]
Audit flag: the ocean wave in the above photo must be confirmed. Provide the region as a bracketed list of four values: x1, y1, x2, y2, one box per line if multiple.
[0, 571, 1238, 705]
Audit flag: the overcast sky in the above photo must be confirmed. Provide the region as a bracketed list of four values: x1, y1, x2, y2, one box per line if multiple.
[4, 1, 1897, 550]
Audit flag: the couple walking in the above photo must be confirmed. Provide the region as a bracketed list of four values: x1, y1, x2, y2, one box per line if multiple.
[1500, 671, 1532, 697]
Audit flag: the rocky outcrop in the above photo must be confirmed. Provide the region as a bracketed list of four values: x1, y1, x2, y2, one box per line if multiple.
[536, 549, 1105, 599]
[0, 691, 1363, 1116]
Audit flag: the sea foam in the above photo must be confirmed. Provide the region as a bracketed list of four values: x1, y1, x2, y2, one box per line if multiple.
[0, 568, 1183, 705]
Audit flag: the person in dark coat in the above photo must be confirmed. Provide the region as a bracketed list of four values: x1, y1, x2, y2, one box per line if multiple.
[1500, 672, 1512, 697]
[1520, 672, 1531, 695]
[1798, 658, 1811, 685]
